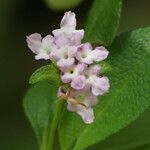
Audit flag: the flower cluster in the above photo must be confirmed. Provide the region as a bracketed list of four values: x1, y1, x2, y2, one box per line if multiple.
[26, 11, 110, 124]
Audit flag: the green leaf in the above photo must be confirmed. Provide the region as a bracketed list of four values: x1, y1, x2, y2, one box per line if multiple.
[58, 27, 150, 150]
[23, 81, 58, 144]
[29, 64, 61, 87]
[84, 0, 122, 46]
[88, 108, 150, 150]
[44, 0, 83, 11]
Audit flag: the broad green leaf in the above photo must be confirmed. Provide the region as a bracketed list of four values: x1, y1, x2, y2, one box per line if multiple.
[84, 0, 122, 46]
[88, 108, 150, 150]
[23, 81, 57, 144]
[59, 27, 150, 150]
[73, 27, 150, 150]
[44, 0, 83, 11]
[29, 64, 61, 86]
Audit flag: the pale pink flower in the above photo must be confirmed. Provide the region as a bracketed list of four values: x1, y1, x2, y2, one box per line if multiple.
[61, 64, 87, 89]
[26, 33, 54, 60]
[52, 11, 84, 46]
[71, 75, 86, 90]
[91, 76, 110, 96]
[58, 87, 97, 124]
[76, 43, 109, 64]
[85, 65, 110, 96]
[54, 33, 83, 46]
[68, 103, 94, 124]
[68, 88, 97, 124]
[50, 45, 77, 68]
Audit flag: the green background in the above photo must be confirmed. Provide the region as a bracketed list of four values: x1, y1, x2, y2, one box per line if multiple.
[0, 0, 150, 149]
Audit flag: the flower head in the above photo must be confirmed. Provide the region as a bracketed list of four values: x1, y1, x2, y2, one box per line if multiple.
[26, 11, 110, 124]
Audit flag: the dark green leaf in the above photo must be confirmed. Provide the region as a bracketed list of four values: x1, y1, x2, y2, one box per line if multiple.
[88, 108, 150, 150]
[29, 64, 61, 87]
[84, 0, 122, 46]
[59, 27, 150, 150]
[23, 81, 58, 144]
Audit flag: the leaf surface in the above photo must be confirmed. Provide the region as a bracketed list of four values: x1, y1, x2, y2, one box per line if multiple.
[23, 82, 57, 144]
[88, 108, 150, 150]
[29, 64, 61, 87]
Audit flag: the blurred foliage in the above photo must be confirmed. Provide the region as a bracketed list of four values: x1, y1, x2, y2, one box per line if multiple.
[44, 0, 83, 11]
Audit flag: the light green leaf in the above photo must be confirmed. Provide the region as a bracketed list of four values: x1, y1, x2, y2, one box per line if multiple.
[84, 0, 122, 46]
[29, 64, 61, 87]
[23, 81, 57, 144]
[44, 0, 83, 11]
[59, 27, 150, 150]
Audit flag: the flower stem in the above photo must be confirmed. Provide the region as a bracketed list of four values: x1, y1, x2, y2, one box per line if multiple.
[46, 100, 64, 150]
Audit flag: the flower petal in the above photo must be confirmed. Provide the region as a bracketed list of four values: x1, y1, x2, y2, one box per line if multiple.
[67, 102, 94, 124]
[89, 65, 101, 75]
[61, 73, 72, 83]
[68, 46, 77, 57]
[35, 53, 49, 60]
[92, 76, 110, 96]
[76, 43, 93, 64]
[57, 58, 75, 68]
[26, 33, 42, 53]
[77, 106, 94, 124]
[71, 75, 86, 90]
[60, 11, 76, 30]
[90, 46, 109, 62]
[75, 63, 87, 74]
[55, 33, 70, 47]
[42, 35, 54, 48]
[70, 30, 84, 45]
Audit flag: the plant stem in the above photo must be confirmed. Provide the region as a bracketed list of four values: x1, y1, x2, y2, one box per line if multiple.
[40, 129, 48, 150]
[46, 100, 64, 150]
